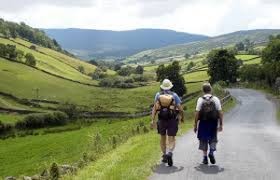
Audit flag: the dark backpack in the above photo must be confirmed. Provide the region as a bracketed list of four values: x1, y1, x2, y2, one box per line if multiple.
[199, 96, 219, 121]
[157, 92, 177, 121]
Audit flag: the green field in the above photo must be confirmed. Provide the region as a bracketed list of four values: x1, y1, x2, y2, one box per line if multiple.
[0, 37, 99, 85]
[184, 70, 209, 82]
[0, 58, 161, 112]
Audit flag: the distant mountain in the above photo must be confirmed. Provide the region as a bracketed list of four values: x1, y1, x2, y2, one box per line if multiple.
[43, 28, 209, 60]
[126, 29, 280, 64]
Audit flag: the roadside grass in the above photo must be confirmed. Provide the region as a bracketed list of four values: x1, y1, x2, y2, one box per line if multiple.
[0, 37, 97, 85]
[66, 89, 236, 180]
[0, 117, 150, 178]
[65, 99, 195, 180]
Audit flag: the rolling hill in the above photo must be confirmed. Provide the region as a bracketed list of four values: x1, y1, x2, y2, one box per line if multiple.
[43, 28, 209, 59]
[126, 29, 280, 64]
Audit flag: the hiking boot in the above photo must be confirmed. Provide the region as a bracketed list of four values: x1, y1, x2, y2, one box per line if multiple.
[161, 154, 168, 163]
[167, 152, 173, 166]
[202, 156, 208, 165]
[208, 153, 216, 164]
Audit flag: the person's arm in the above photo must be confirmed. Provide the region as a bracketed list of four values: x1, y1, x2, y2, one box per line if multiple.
[218, 110, 223, 132]
[194, 111, 199, 133]
[177, 104, 184, 123]
[216, 97, 223, 132]
[194, 98, 202, 133]
[150, 103, 158, 129]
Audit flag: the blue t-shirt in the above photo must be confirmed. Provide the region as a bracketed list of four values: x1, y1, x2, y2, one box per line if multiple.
[154, 90, 182, 106]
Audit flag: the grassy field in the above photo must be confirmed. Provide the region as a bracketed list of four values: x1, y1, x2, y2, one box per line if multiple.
[0, 58, 161, 112]
[0, 114, 24, 124]
[184, 70, 209, 82]
[14, 38, 117, 75]
[0, 37, 99, 85]
[235, 54, 259, 60]
[0, 117, 150, 178]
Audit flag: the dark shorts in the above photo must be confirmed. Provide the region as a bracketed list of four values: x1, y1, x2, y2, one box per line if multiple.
[157, 119, 178, 136]
[199, 137, 218, 151]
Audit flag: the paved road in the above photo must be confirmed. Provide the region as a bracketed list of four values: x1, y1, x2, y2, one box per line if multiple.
[150, 89, 280, 180]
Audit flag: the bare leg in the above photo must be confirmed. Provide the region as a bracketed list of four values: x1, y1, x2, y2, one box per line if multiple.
[160, 135, 167, 154]
[167, 136, 176, 153]
[203, 151, 207, 156]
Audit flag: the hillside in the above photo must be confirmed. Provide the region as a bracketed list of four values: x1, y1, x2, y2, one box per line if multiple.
[126, 29, 280, 64]
[44, 28, 208, 59]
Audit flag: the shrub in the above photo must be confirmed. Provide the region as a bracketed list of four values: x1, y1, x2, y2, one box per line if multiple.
[25, 53, 36, 67]
[0, 121, 13, 135]
[58, 102, 79, 119]
[50, 162, 59, 180]
[15, 112, 69, 129]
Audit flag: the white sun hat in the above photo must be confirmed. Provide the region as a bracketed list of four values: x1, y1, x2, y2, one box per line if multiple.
[160, 79, 173, 90]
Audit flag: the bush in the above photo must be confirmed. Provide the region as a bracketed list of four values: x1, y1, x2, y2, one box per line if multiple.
[0, 121, 13, 135]
[15, 112, 69, 129]
[99, 76, 138, 88]
[58, 102, 79, 119]
[25, 53, 36, 67]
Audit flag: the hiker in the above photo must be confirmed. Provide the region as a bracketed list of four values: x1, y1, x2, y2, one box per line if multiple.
[194, 83, 223, 165]
[151, 79, 184, 166]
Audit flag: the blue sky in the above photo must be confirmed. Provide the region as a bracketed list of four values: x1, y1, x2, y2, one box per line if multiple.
[0, 0, 279, 36]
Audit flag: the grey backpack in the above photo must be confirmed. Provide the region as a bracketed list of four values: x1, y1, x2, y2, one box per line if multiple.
[199, 96, 219, 121]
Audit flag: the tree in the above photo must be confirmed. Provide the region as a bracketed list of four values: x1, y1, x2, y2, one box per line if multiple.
[207, 49, 240, 84]
[156, 61, 186, 96]
[30, 45, 37, 50]
[0, 43, 7, 57]
[16, 49, 24, 61]
[235, 42, 245, 51]
[186, 61, 195, 71]
[118, 66, 134, 76]
[135, 65, 144, 74]
[25, 53, 36, 67]
[6, 44, 17, 60]
[78, 66, 85, 73]
[92, 68, 106, 80]
[244, 39, 254, 52]
[114, 64, 122, 71]
[89, 59, 98, 66]
[262, 35, 280, 86]
[184, 53, 190, 59]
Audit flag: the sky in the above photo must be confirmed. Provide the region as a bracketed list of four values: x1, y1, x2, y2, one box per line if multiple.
[0, 0, 280, 36]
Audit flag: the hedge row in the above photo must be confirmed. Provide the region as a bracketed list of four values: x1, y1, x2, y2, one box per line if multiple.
[15, 111, 69, 129]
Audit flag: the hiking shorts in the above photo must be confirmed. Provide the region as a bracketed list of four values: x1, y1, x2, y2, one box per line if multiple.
[157, 119, 178, 136]
[199, 137, 218, 151]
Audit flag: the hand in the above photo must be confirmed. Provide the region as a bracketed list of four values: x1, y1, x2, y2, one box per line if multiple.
[193, 125, 197, 133]
[150, 121, 157, 129]
[218, 126, 223, 132]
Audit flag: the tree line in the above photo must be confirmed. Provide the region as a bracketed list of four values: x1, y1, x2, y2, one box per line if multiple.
[0, 18, 74, 56]
[0, 43, 36, 67]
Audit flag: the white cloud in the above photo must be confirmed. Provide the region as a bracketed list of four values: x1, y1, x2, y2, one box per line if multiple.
[0, 0, 279, 36]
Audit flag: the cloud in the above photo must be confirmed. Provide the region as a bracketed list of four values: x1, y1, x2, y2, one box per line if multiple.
[0, 0, 279, 36]
[0, 0, 95, 12]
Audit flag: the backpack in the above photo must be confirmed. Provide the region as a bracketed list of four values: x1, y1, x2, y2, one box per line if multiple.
[157, 92, 177, 121]
[199, 96, 219, 121]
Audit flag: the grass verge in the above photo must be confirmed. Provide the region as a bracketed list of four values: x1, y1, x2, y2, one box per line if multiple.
[66, 94, 236, 180]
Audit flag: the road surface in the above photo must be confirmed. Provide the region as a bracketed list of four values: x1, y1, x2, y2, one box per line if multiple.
[150, 89, 280, 180]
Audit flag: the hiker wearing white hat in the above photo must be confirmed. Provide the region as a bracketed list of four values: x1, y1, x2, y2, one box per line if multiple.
[151, 79, 184, 166]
